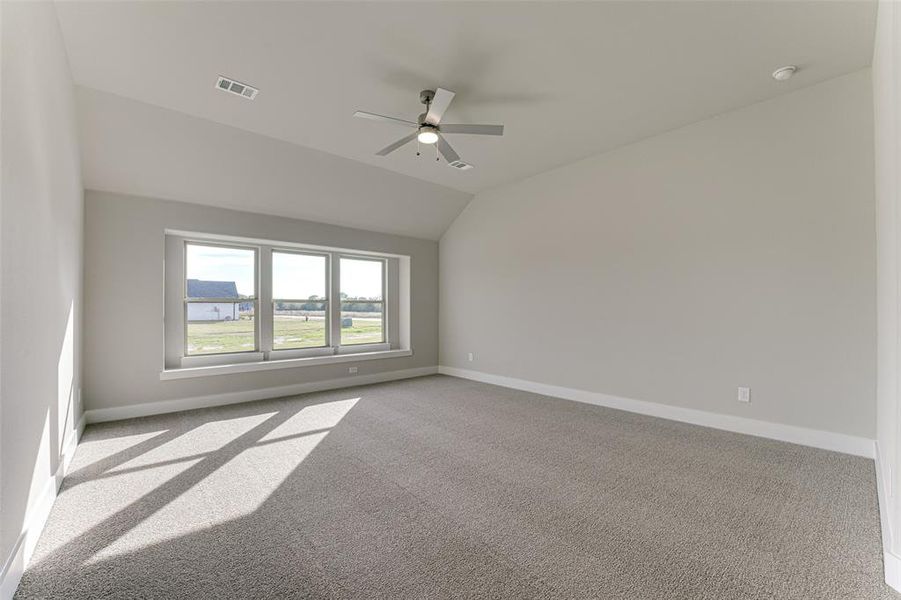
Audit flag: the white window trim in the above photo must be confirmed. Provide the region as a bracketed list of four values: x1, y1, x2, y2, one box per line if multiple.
[335, 342, 390, 355]
[337, 254, 387, 347]
[269, 346, 336, 361]
[165, 232, 409, 376]
[184, 240, 260, 358]
[160, 349, 413, 380]
[182, 352, 265, 368]
[271, 248, 331, 352]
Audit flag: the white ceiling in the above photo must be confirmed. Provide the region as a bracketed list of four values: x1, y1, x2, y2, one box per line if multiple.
[57, 0, 876, 213]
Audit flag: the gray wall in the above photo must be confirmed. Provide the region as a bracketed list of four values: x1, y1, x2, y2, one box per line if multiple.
[874, 0, 901, 556]
[0, 0, 83, 575]
[440, 69, 876, 439]
[83, 191, 439, 411]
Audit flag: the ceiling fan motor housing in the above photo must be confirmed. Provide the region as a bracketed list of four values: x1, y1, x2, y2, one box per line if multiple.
[419, 89, 436, 105]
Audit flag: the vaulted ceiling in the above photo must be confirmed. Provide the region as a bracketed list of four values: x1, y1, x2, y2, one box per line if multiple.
[57, 0, 877, 239]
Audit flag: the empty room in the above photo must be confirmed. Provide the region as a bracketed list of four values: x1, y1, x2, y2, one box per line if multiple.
[3, 0, 901, 598]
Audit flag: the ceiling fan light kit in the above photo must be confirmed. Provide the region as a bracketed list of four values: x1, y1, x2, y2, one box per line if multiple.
[417, 127, 439, 144]
[354, 87, 504, 170]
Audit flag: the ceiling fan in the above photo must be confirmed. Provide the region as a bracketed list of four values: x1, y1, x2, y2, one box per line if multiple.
[354, 88, 504, 170]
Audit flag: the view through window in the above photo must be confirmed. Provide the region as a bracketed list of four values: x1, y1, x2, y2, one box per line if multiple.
[185, 243, 257, 355]
[181, 241, 388, 359]
[273, 251, 328, 350]
[340, 257, 384, 345]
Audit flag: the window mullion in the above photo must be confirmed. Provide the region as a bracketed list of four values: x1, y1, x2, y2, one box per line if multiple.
[382, 260, 387, 345]
[259, 246, 273, 356]
[329, 252, 341, 351]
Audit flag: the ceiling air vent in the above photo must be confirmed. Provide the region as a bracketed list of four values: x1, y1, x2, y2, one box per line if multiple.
[215, 76, 258, 100]
[448, 160, 473, 170]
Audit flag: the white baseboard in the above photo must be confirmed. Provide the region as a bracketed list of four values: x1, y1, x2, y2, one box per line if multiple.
[438, 366, 875, 459]
[0, 412, 86, 600]
[84, 366, 439, 424]
[875, 442, 901, 593]
[885, 551, 901, 594]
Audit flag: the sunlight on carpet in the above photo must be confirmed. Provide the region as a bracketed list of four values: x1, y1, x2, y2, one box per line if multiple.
[84, 399, 359, 563]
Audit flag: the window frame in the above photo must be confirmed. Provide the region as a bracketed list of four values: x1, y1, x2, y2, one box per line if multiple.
[338, 254, 387, 347]
[183, 240, 259, 359]
[270, 249, 331, 355]
[167, 234, 397, 370]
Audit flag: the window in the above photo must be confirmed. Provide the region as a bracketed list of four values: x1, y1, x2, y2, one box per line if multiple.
[340, 257, 384, 346]
[185, 243, 257, 356]
[165, 233, 407, 373]
[272, 251, 328, 350]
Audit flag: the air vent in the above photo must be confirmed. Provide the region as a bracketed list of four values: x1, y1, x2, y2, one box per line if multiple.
[215, 76, 258, 100]
[448, 160, 473, 170]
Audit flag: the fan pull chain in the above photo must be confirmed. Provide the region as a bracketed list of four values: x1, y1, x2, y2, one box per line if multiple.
[419, 97, 430, 158]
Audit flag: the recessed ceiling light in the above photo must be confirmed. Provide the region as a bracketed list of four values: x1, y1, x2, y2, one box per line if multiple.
[215, 75, 258, 100]
[772, 66, 797, 82]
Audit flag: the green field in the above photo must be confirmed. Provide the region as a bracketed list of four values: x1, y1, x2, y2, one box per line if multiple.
[187, 315, 383, 355]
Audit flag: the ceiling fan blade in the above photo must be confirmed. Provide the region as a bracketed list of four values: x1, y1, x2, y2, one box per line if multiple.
[435, 134, 473, 170]
[436, 133, 461, 163]
[354, 111, 417, 128]
[439, 124, 504, 136]
[425, 88, 456, 125]
[375, 132, 417, 156]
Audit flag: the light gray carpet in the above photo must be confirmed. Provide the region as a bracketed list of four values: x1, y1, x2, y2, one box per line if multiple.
[15, 375, 897, 599]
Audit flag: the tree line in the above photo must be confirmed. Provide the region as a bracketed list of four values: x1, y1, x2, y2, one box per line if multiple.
[274, 293, 381, 313]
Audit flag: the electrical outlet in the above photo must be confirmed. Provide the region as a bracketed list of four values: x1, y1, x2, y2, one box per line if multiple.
[348, 366, 358, 374]
[467, 352, 474, 362]
[737, 387, 751, 403]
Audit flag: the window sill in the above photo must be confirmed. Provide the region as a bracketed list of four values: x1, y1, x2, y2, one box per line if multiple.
[160, 348, 413, 380]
